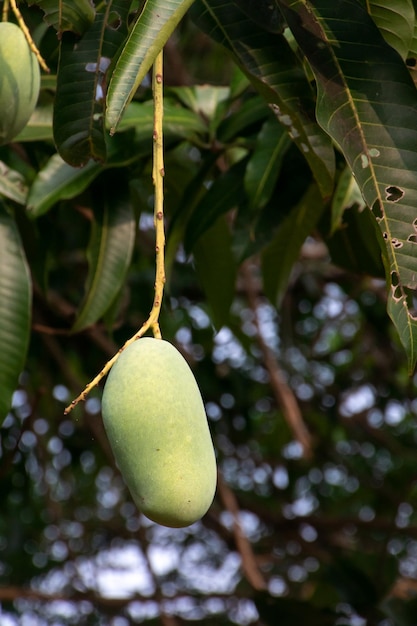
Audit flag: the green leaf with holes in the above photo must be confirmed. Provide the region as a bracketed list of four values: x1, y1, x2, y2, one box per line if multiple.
[280, 0, 417, 371]
[0, 205, 31, 422]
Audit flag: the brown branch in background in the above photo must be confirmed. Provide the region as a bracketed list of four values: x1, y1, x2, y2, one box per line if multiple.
[217, 472, 266, 591]
[0, 585, 182, 612]
[240, 260, 314, 460]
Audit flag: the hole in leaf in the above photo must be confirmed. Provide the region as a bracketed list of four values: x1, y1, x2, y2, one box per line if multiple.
[392, 284, 402, 301]
[408, 234, 417, 244]
[107, 12, 122, 29]
[391, 238, 403, 249]
[372, 200, 384, 220]
[383, 232, 388, 240]
[407, 57, 417, 67]
[385, 186, 404, 202]
[406, 288, 417, 319]
[391, 271, 402, 301]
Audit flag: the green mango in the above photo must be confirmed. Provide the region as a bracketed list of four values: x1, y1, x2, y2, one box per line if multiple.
[102, 338, 217, 527]
[0, 22, 40, 146]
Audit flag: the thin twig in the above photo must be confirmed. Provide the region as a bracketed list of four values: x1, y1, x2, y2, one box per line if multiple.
[64, 50, 166, 415]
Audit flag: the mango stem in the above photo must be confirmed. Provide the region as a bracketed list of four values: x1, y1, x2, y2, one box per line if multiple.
[64, 50, 166, 415]
[9, 0, 50, 72]
[2, 0, 9, 22]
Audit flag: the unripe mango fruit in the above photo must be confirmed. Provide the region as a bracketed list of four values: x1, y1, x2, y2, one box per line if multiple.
[0, 22, 40, 145]
[102, 338, 217, 527]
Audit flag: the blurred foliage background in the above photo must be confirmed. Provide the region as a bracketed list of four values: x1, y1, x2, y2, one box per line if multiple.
[2, 1, 417, 624]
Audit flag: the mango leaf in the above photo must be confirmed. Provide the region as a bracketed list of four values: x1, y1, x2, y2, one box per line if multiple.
[169, 85, 230, 119]
[261, 184, 325, 307]
[15, 104, 54, 143]
[408, 2, 417, 60]
[0, 204, 31, 423]
[331, 166, 366, 235]
[118, 99, 207, 141]
[280, 0, 417, 371]
[27, 132, 142, 217]
[217, 95, 270, 144]
[244, 116, 291, 213]
[106, 0, 196, 134]
[28, 0, 95, 34]
[27, 154, 102, 217]
[366, 0, 415, 60]
[72, 177, 136, 332]
[0, 162, 28, 205]
[184, 157, 248, 253]
[191, 0, 335, 199]
[54, 0, 130, 166]
[233, 0, 284, 34]
[325, 203, 386, 279]
[193, 215, 236, 329]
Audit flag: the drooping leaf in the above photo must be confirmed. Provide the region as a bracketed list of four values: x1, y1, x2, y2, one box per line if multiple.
[0, 162, 28, 205]
[217, 94, 270, 144]
[331, 166, 366, 235]
[233, 0, 284, 34]
[54, 1, 130, 166]
[27, 133, 142, 218]
[366, 0, 415, 60]
[15, 104, 54, 143]
[28, 0, 96, 34]
[106, 0, 196, 133]
[193, 215, 236, 328]
[27, 154, 102, 217]
[169, 85, 230, 120]
[72, 177, 136, 332]
[281, 0, 417, 371]
[244, 115, 291, 213]
[184, 157, 248, 253]
[190, 0, 335, 199]
[408, 2, 417, 61]
[261, 184, 325, 307]
[118, 99, 207, 142]
[0, 204, 31, 423]
[234, 142, 313, 261]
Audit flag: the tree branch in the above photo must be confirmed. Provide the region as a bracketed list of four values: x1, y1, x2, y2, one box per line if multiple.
[241, 260, 314, 459]
[217, 472, 266, 591]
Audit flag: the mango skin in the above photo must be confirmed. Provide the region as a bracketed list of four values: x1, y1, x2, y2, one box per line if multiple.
[102, 338, 217, 527]
[0, 22, 40, 146]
